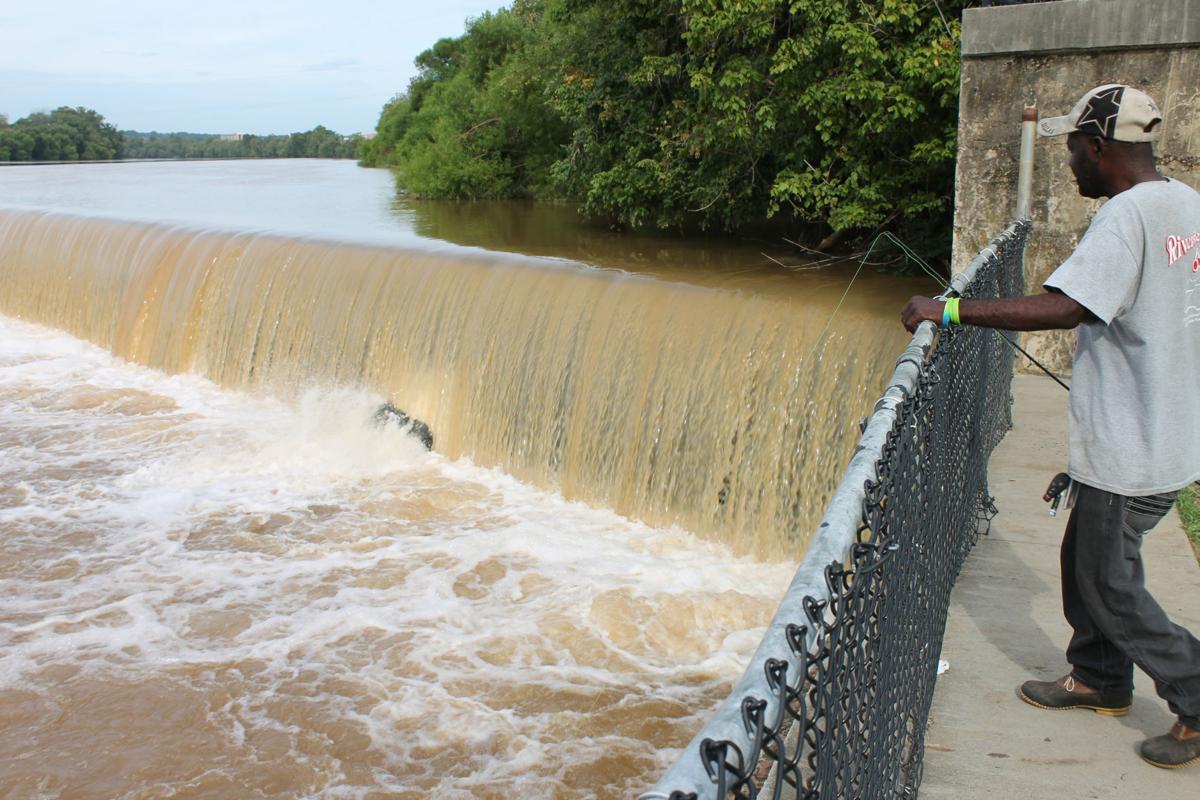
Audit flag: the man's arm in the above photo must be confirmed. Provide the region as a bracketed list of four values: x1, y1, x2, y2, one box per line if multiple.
[900, 291, 1090, 333]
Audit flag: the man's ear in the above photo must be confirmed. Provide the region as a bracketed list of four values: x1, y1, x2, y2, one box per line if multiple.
[1088, 135, 1106, 160]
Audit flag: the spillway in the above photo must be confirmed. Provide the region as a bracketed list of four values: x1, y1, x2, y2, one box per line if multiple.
[0, 207, 908, 559]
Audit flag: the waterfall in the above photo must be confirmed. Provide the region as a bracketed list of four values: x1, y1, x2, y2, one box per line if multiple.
[0, 208, 906, 558]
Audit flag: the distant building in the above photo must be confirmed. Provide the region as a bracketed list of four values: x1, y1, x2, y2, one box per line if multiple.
[360, 131, 376, 140]
[218, 133, 245, 142]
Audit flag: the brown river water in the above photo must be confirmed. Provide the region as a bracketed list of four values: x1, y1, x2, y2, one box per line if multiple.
[0, 160, 924, 798]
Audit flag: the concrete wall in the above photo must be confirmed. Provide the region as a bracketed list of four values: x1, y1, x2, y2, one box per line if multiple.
[954, 0, 1200, 374]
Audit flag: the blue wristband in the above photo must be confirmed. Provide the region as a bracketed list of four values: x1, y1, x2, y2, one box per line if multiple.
[941, 304, 951, 328]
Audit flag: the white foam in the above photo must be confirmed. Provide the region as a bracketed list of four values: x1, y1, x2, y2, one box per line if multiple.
[0, 314, 795, 796]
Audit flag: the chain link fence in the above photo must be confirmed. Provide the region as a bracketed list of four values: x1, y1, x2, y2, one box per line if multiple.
[642, 219, 1032, 800]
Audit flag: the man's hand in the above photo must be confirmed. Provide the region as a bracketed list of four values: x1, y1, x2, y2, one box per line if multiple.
[901, 296, 943, 333]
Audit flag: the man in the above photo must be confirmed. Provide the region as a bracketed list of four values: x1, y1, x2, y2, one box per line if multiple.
[902, 84, 1200, 769]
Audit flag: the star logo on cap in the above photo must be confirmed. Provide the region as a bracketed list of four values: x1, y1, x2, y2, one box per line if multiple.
[1076, 86, 1124, 138]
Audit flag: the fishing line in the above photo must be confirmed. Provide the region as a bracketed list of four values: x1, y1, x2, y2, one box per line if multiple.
[807, 228, 961, 360]
[803, 230, 1072, 391]
[804, 231, 916, 363]
[803, 229, 955, 369]
[872, 232, 1071, 391]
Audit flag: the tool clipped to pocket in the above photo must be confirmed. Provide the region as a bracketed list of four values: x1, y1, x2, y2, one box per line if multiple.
[1043, 472, 1072, 516]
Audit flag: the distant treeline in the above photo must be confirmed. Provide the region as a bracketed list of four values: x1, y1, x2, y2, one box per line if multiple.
[123, 126, 363, 160]
[0, 107, 362, 162]
[362, 0, 971, 259]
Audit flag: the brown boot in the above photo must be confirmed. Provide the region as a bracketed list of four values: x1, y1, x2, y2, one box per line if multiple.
[1018, 674, 1132, 716]
[1140, 721, 1200, 769]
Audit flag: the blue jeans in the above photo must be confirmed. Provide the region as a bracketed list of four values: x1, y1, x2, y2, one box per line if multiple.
[1063, 482, 1200, 728]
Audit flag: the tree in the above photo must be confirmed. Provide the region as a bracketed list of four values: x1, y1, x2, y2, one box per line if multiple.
[0, 128, 35, 161]
[5, 107, 124, 161]
[362, 2, 569, 199]
[366, 0, 970, 261]
[549, 0, 965, 244]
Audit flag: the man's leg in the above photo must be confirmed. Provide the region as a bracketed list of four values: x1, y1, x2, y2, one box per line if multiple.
[1069, 484, 1200, 724]
[1019, 498, 1133, 714]
[1063, 488, 1135, 694]
[1068, 483, 1200, 767]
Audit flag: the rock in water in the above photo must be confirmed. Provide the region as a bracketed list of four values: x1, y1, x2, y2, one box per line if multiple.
[373, 403, 434, 450]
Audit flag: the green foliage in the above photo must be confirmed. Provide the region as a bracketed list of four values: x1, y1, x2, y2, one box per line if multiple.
[1177, 485, 1200, 566]
[121, 125, 362, 160]
[0, 107, 124, 162]
[360, 1, 567, 199]
[369, 0, 970, 261]
[0, 128, 36, 162]
[552, 0, 967, 241]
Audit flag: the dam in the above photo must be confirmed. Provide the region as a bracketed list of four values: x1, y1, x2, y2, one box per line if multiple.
[0, 159, 917, 797]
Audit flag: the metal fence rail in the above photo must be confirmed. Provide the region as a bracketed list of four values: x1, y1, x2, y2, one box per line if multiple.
[642, 219, 1031, 800]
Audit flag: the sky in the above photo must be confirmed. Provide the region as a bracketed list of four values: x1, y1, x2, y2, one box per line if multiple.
[0, 0, 507, 135]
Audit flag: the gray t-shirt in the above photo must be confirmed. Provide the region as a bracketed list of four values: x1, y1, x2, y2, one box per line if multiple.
[1044, 178, 1200, 495]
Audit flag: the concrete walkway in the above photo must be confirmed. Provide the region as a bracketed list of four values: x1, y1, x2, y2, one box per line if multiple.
[921, 375, 1200, 799]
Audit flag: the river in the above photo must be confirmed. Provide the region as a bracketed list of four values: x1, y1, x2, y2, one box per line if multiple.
[0, 159, 920, 798]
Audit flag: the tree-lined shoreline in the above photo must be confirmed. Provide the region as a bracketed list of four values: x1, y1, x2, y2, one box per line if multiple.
[7, 0, 972, 264]
[361, 0, 968, 261]
[0, 107, 361, 163]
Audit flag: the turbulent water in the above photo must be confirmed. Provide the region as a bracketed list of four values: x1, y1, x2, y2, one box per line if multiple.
[0, 317, 794, 798]
[0, 160, 920, 797]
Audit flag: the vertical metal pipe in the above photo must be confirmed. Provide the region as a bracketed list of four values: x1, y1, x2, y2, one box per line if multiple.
[1015, 105, 1037, 220]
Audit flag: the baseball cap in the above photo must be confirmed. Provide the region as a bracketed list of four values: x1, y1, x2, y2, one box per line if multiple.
[1038, 84, 1163, 142]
